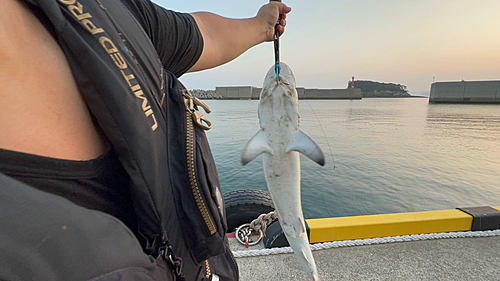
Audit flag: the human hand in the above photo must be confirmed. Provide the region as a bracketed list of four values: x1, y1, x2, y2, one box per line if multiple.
[256, 2, 292, 42]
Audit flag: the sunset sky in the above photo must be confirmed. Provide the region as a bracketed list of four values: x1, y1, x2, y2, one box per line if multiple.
[155, 0, 500, 94]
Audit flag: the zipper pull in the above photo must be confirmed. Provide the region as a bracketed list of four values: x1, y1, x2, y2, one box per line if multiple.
[189, 98, 195, 112]
[191, 111, 212, 131]
[183, 89, 213, 130]
[183, 90, 193, 110]
[182, 89, 211, 114]
[192, 96, 211, 114]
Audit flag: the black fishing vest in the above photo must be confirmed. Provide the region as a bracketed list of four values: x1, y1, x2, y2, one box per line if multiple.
[19, 0, 238, 279]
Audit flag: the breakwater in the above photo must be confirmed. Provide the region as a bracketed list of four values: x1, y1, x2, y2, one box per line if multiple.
[189, 89, 223, 99]
[214, 86, 362, 100]
[429, 80, 500, 103]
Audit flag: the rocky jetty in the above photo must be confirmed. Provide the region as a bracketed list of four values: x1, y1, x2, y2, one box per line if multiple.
[189, 89, 223, 99]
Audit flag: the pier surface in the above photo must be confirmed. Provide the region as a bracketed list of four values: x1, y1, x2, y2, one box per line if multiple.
[234, 235, 500, 280]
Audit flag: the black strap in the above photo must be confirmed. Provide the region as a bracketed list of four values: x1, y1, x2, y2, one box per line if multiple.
[158, 231, 186, 280]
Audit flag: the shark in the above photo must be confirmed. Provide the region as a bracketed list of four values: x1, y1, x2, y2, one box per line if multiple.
[241, 62, 324, 280]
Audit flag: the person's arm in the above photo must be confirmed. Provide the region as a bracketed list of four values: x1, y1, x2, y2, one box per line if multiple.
[188, 2, 291, 73]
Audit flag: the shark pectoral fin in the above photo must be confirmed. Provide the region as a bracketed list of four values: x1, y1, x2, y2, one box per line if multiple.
[241, 131, 274, 166]
[286, 130, 325, 166]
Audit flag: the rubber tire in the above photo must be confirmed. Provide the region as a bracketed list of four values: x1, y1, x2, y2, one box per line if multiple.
[223, 189, 275, 232]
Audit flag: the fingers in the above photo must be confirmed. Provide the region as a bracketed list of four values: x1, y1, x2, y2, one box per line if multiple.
[269, 2, 291, 22]
[257, 2, 291, 41]
[278, 3, 292, 16]
[276, 3, 291, 22]
[277, 19, 286, 35]
[275, 3, 291, 36]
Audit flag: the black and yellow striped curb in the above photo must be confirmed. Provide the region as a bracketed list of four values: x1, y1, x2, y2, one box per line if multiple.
[306, 206, 500, 244]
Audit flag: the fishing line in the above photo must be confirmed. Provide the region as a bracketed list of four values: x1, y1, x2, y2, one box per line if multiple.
[304, 100, 336, 170]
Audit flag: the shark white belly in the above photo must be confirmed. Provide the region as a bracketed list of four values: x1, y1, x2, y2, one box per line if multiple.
[241, 63, 324, 280]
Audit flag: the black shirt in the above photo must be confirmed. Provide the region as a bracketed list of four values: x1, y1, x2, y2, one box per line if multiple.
[121, 0, 203, 77]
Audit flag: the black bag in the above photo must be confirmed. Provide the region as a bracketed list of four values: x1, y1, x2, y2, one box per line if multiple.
[14, 0, 238, 279]
[0, 173, 174, 281]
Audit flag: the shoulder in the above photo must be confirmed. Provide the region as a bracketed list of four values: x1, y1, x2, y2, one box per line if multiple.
[120, 0, 203, 77]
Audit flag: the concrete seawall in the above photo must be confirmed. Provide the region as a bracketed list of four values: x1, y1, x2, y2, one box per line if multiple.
[429, 80, 500, 103]
[215, 86, 362, 100]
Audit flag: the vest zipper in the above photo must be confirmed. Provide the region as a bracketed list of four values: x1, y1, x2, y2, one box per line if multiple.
[184, 91, 216, 235]
[205, 260, 212, 280]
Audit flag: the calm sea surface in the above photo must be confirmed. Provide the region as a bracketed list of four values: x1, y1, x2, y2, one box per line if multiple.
[203, 98, 500, 219]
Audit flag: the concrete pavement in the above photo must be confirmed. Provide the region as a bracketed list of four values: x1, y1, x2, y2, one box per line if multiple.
[234, 236, 500, 280]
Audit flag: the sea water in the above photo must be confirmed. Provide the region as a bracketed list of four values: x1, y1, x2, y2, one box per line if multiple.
[203, 98, 500, 219]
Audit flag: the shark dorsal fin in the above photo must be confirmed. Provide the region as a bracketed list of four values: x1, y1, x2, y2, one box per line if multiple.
[241, 130, 274, 166]
[286, 130, 325, 166]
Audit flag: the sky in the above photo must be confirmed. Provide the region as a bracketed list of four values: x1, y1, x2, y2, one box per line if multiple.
[154, 0, 500, 94]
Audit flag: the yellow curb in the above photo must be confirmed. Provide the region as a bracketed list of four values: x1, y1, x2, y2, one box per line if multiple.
[306, 208, 500, 244]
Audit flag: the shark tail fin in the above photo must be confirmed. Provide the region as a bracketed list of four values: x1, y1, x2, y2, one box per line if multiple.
[241, 130, 274, 165]
[286, 130, 325, 166]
